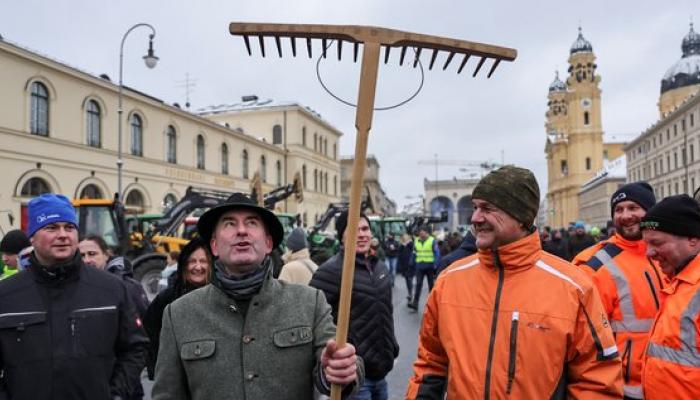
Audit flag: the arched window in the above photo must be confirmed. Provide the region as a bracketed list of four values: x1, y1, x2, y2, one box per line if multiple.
[302, 165, 307, 188]
[86, 100, 101, 147]
[125, 190, 145, 213]
[196, 135, 205, 170]
[30, 82, 49, 136]
[20, 177, 51, 197]
[302, 126, 307, 147]
[583, 111, 590, 126]
[272, 124, 283, 145]
[260, 156, 267, 183]
[221, 143, 229, 174]
[276, 160, 282, 186]
[130, 114, 143, 156]
[80, 184, 103, 199]
[166, 125, 177, 164]
[242, 150, 249, 179]
[163, 193, 178, 212]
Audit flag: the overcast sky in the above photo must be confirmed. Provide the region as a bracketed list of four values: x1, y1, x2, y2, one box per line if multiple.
[3, 0, 699, 210]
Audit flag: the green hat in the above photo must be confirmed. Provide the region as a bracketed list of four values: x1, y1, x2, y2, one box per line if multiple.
[472, 165, 540, 227]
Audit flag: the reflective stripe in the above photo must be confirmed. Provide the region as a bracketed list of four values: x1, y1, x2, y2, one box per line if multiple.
[603, 345, 618, 357]
[442, 258, 479, 276]
[647, 287, 700, 367]
[623, 384, 643, 399]
[72, 305, 117, 313]
[0, 311, 46, 318]
[534, 260, 582, 293]
[595, 249, 654, 333]
[415, 237, 435, 263]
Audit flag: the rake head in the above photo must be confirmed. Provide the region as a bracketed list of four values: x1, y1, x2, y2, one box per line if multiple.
[230, 22, 516, 78]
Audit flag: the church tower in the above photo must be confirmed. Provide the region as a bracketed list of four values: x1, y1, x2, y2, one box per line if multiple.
[659, 22, 700, 117]
[545, 27, 604, 228]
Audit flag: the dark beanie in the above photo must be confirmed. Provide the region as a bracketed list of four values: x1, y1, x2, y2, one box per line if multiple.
[286, 228, 308, 252]
[0, 230, 31, 255]
[472, 165, 540, 227]
[611, 181, 656, 217]
[336, 211, 370, 240]
[640, 195, 700, 238]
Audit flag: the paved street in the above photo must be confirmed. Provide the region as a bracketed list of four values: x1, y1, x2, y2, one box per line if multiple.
[142, 273, 432, 399]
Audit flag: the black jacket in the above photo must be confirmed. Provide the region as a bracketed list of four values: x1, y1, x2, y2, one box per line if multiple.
[436, 232, 477, 274]
[383, 238, 400, 258]
[310, 251, 399, 380]
[542, 238, 571, 261]
[0, 252, 148, 400]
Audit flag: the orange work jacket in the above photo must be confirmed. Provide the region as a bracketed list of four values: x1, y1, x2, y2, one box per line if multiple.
[572, 234, 665, 399]
[642, 253, 700, 400]
[406, 232, 622, 399]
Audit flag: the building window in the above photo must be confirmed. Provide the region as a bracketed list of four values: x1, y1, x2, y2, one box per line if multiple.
[674, 124, 678, 136]
[603, 150, 608, 161]
[692, 144, 695, 163]
[324, 172, 329, 194]
[585, 157, 591, 170]
[30, 82, 49, 136]
[221, 143, 229, 174]
[86, 100, 101, 147]
[272, 124, 282, 145]
[130, 114, 143, 156]
[333, 143, 337, 160]
[79, 184, 103, 199]
[667, 129, 670, 141]
[20, 177, 51, 197]
[260, 156, 267, 183]
[674, 152, 678, 169]
[693, 177, 696, 193]
[675, 182, 679, 194]
[125, 190, 145, 213]
[302, 127, 307, 147]
[166, 125, 177, 164]
[682, 119, 687, 132]
[691, 113, 695, 127]
[583, 111, 590, 126]
[163, 193, 178, 212]
[302, 165, 307, 188]
[303, 212, 308, 227]
[242, 150, 249, 179]
[314, 133, 318, 152]
[660, 185, 664, 198]
[667, 155, 671, 171]
[196, 135, 205, 170]
[314, 169, 318, 191]
[276, 160, 282, 186]
[560, 160, 568, 176]
[334, 175, 337, 196]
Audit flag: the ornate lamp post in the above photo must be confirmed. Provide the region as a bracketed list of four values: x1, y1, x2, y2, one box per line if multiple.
[117, 23, 158, 199]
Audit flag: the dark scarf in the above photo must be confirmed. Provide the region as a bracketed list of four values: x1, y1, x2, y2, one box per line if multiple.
[30, 251, 82, 285]
[212, 257, 270, 301]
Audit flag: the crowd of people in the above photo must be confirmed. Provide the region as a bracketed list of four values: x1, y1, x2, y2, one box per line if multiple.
[1, 164, 700, 399]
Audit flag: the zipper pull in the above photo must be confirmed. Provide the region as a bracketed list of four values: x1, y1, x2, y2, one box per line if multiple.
[512, 311, 519, 321]
[229, 304, 238, 313]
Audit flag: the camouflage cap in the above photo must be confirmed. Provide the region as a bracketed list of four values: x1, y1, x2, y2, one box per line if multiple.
[472, 165, 540, 227]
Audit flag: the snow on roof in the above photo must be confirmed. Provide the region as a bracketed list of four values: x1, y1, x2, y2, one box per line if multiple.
[581, 155, 626, 190]
[603, 132, 638, 144]
[197, 98, 323, 119]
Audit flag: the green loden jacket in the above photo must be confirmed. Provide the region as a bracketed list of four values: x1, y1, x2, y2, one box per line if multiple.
[151, 275, 362, 400]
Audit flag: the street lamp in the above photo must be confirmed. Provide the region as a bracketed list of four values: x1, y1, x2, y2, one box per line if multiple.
[117, 23, 158, 200]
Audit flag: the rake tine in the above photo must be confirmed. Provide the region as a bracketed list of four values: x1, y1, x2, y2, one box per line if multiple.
[487, 59, 501, 78]
[383, 45, 391, 64]
[399, 46, 407, 66]
[243, 35, 252, 56]
[473, 56, 486, 77]
[337, 40, 343, 61]
[290, 37, 297, 57]
[274, 36, 282, 57]
[258, 35, 266, 57]
[322, 38, 327, 58]
[442, 52, 455, 70]
[353, 42, 359, 62]
[306, 37, 313, 58]
[412, 47, 422, 68]
[457, 54, 470, 74]
[429, 49, 439, 70]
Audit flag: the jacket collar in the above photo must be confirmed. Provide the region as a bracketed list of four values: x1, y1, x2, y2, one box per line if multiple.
[29, 251, 82, 285]
[608, 233, 647, 256]
[284, 248, 311, 263]
[477, 231, 541, 271]
[670, 252, 700, 287]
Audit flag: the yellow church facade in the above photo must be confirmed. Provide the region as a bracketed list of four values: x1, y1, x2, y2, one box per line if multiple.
[545, 29, 624, 228]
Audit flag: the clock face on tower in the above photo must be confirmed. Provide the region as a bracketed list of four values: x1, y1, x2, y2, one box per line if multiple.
[581, 98, 592, 109]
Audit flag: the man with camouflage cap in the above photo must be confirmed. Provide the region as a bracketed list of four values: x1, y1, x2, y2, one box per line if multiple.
[406, 166, 622, 399]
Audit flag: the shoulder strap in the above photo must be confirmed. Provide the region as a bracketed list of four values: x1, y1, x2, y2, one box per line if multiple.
[585, 243, 623, 272]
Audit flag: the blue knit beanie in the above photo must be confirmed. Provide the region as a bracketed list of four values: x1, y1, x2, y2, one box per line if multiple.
[27, 194, 78, 237]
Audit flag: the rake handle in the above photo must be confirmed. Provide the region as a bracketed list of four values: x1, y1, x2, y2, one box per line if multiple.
[331, 41, 380, 400]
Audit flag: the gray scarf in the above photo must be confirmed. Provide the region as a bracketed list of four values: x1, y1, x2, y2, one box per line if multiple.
[212, 257, 270, 301]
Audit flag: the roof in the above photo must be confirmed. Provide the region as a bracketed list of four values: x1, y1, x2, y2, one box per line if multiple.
[603, 132, 638, 144]
[580, 155, 626, 190]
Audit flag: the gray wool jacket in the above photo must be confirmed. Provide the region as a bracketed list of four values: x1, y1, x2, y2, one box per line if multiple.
[151, 275, 362, 400]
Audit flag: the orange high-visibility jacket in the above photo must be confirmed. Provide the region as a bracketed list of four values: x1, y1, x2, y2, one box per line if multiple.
[642, 254, 700, 400]
[406, 232, 622, 399]
[572, 234, 665, 399]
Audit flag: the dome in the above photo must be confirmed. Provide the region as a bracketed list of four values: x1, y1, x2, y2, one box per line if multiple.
[570, 27, 593, 54]
[549, 71, 567, 92]
[661, 23, 700, 94]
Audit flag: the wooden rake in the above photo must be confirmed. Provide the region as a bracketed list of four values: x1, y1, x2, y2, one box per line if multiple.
[229, 22, 516, 399]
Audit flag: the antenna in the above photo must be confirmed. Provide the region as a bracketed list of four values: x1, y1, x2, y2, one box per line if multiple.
[175, 72, 198, 109]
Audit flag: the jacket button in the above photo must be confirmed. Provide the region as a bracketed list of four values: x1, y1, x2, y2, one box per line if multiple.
[194, 346, 201, 356]
[243, 335, 254, 344]
[246, 373, 256, 381]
